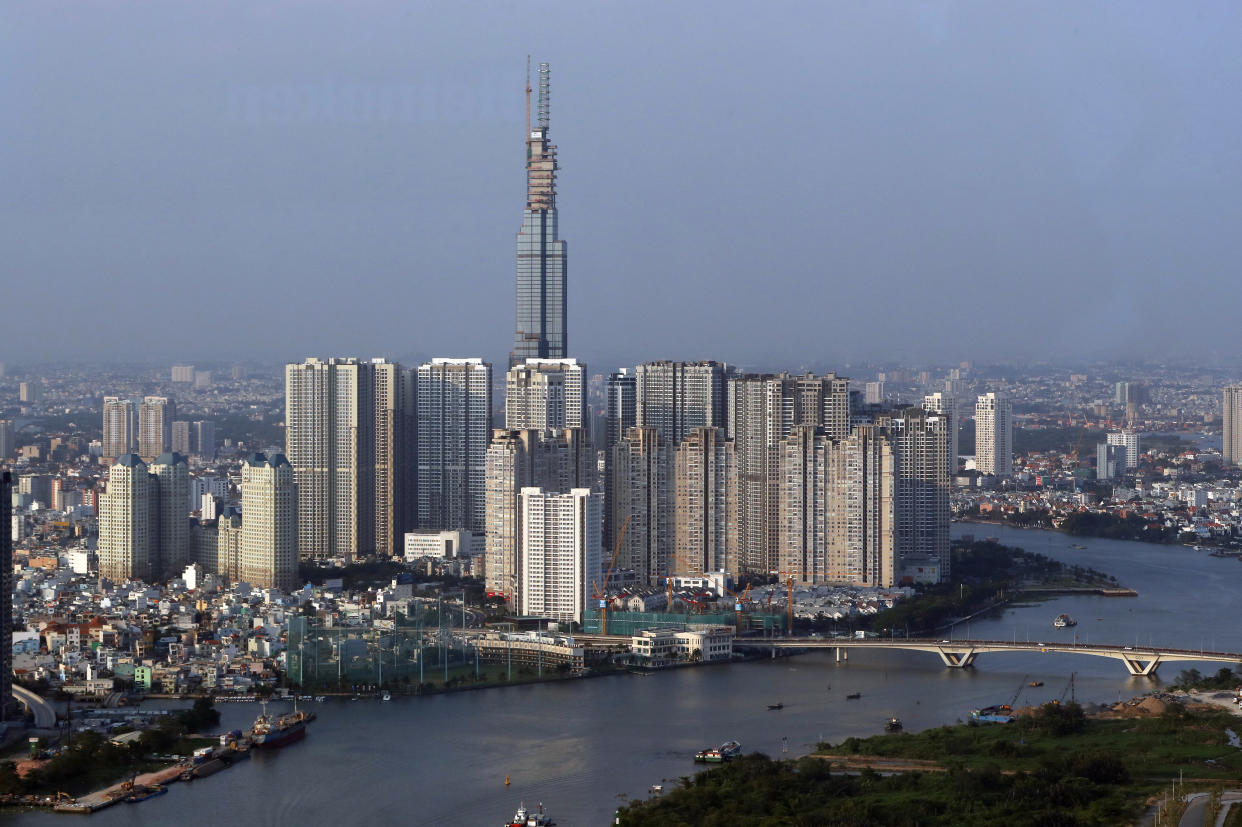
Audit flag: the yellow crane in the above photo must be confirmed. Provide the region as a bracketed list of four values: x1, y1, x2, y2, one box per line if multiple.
[591, 516, 630, 636]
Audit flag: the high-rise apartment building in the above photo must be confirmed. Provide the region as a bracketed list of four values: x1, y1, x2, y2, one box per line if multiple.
[727, 373, 850, 572]
[517, 487, 601, 624]
[285, 357, 388, 562]
[1225, 385, 1242, 466]
[635, 361, 728, 448]
[511, 62, 567, 367]
[974, 392, 1013, 477]
[19, 381, 41, 404]
[416, 358, 492, 533]
[825, 424, 897, 586]
[102, 397, 137, 461]
[922, 392, 959, 474]
[1106, 430, 1140, 469]
[193, 420, 216, 459]
[138, 396, 175, 461]
[172, 365, 196, 383]
[1097, 442, 1127, 480]
[604, 369, 637, 453]
[372, 361, 415, 555]
[149, 453, 190, 580]
[885, 409, 951, 579]
[505, 358, 586, 432]
[99, 454, 155, 581]
[777, 426, 832, 584]
[672, 427, 737, 576]
[240, 453, 298, 591]
[172, 421, 192, 456]
[484, 428, 593, 601]
[0, 472, 11, 721]
[610, 426, 672, 586]
[0, 420, 13, 460]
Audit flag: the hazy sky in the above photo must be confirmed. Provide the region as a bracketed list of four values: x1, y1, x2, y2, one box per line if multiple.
[4, 1, 1240, 371]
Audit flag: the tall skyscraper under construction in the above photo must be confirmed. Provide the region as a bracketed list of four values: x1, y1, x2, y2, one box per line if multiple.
[511, 61, 567, 367]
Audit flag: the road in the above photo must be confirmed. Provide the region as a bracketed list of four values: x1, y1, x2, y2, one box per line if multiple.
[12, 684, 57, 728]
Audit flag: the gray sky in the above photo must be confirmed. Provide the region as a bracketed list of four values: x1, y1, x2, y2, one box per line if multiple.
[4, 1, 1239, 370]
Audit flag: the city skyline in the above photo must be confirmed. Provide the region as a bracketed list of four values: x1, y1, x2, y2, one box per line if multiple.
[7, 2, 1242, 368]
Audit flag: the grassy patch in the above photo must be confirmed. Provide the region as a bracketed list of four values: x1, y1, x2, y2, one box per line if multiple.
[618, 704, 1242, 826]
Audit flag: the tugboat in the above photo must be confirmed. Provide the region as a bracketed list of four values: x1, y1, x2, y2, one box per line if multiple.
[506, 801, 554, 826]
[884, 718, 903, 732]
[1053, 614, 1077, 628]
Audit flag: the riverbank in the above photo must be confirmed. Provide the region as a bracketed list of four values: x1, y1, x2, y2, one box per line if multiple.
[616, 696, 1242, 825]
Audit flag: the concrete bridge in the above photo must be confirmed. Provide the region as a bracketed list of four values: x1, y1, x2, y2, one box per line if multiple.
[12, 685, 57, 728]
[733, 637, 1242, 676]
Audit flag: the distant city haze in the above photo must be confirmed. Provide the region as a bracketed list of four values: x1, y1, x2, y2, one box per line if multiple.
[4, 2, 1240, 368]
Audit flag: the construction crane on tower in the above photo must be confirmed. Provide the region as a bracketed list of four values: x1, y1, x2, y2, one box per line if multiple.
[591, 516, 630, 636]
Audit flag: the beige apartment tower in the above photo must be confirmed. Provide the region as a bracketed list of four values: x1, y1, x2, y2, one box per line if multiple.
[974, 392, 1013, 477]
[673, 427, 737, 576]
[285, 358, 376, 562]
[102, 397, 137, 462]
[727, 372, 850, 573]
[505, 358, 586, 432]
[138, 396, 175, 461]
[1224, 385, 1242, 465]
[98, 454, 154, 582]
[240, 453, 298, 591]
[484, 428, 594, 601]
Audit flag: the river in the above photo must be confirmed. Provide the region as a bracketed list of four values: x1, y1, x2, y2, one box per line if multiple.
[10, 524, 1242, 826]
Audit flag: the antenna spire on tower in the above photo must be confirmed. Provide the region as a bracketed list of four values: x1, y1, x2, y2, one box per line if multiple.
[525, 55, 531, 137]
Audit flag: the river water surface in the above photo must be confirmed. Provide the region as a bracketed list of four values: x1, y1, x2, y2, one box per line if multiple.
[9, 524, 1242, 826]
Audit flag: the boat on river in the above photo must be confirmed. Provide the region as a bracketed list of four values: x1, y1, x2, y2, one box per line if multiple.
[694, 740, 741, 763]
[846, 692, 861, 700]
[884, 718, 903, 732]
[969, 706, 1016, 724]
[506, 801, 554, 826]
[767, 703, 783, 710]
[1053, 614, 1077, 628]
[251, 702, 315, 749]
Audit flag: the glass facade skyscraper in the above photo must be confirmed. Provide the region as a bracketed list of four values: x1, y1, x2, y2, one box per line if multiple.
[511, 62, 567, 367]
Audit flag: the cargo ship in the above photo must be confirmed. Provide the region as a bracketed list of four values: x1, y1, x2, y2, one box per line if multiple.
[507, 802, 554, 826]
[694, 740, 742, 763]
[251, 703, 315, 749]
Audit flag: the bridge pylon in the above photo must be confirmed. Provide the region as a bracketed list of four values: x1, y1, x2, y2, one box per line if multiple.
[935, 646, 977, 668]
[1119, 653, 1161, 676]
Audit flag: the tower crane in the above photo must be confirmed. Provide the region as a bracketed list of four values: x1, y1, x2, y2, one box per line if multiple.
[1055, 672, 1077, 706]
[591, 516, 630, 636]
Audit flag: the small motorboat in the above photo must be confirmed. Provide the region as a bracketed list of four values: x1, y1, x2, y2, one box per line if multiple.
[846, 692, 861, 700]
[1028, 680, 1044, 687]
[767, 703, 784, 710]
[884, 718, 902, 732]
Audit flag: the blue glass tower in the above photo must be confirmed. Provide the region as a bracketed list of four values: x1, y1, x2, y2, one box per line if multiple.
[511, 62, 567, 367]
